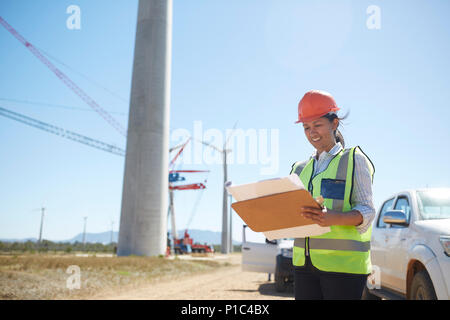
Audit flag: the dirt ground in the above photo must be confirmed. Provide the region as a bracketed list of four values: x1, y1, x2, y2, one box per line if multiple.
[0, 253, 230, 299]
[93, 253, 294, 300]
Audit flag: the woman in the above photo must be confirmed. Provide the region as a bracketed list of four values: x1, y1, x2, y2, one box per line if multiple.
[291, 90, 375, 300]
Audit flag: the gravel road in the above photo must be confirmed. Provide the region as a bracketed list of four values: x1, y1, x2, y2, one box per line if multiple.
[93, 253, 293, 300]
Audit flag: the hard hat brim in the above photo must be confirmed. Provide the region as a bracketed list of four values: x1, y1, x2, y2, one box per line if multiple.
[295, 107, 340, 123]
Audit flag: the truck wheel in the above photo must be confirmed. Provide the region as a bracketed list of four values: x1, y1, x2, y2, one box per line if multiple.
[410, 271, 437, 300]
[275, 272, 288, 292]
[274, 259, 288, 292]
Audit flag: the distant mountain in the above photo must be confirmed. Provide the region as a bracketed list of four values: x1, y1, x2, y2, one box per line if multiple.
[1, 229, 240, 245]
[63, 231, 118, 244]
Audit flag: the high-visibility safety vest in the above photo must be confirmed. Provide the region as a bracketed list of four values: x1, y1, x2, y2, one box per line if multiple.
[290, 146, 375, 275]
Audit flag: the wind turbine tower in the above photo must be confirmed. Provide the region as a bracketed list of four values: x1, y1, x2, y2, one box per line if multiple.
[118, 0, 173, 256]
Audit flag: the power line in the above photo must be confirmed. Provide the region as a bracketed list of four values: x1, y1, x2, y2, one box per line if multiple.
[0, 97, 127, 116]
[0, 106, 125, 156]
[35, 45, 129, 105]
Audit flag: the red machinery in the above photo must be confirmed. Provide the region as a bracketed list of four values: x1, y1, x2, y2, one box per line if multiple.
[167, 139, 212, 255]
[173, 230, 214, 254]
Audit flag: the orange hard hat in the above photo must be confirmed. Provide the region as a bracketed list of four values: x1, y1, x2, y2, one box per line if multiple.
[295, 90, 340, 123]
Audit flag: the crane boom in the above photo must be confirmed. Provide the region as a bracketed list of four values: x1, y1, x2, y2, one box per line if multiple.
[0, 106, 125, 156]
[0, 16, 127, 137]
[169, 137, 190, 169]
[169, 183, 206, 191]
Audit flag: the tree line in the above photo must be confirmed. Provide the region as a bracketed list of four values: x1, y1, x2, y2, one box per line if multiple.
[0, 240, 117, 253]
[0, 241, 241, 254]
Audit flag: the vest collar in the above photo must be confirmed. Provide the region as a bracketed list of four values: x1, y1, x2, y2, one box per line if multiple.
[311, 142, 343, 161]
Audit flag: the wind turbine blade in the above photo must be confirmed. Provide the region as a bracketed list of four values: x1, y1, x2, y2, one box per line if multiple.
[194, 137, 222, 153]
[224, 121, 238, 148]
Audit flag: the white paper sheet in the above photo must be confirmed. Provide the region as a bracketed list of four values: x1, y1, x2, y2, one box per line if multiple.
[226, 174, 305, 201]
[227, 174, 330, 239]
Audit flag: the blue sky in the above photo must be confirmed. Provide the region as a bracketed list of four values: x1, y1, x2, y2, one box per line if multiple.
[1, 0, 450, 244]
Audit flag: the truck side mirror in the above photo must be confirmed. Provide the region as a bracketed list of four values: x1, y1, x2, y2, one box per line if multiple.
[383, 210, 408, 226]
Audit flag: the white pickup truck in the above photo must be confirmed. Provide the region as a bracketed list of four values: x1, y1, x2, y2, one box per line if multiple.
[241, 188, 450, 300]
[364, 188, 450, 300]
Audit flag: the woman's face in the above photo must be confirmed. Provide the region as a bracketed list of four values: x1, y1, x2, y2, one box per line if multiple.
[302, 117, 339, 152]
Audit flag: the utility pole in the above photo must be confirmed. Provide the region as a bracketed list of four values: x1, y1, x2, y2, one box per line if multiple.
[110, 220, 114, 244]
[229, 194, 233, 253]
[169, 188, 177, 255]
[38, 207, 45, 245]
[82, 217, 87, 249]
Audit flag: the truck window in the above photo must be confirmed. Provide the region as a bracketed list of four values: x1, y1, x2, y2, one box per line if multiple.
[391, 196, 411, 228]
[377, 198, 395, 228]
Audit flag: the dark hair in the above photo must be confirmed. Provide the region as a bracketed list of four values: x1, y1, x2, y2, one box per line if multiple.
[322, 112, 349, 148]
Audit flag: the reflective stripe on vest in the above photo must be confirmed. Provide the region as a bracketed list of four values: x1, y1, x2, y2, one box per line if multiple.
[294, 237, 370, 252]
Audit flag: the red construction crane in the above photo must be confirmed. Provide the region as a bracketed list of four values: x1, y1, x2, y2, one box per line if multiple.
[169, 183, 206, 191]
[0, 16, 127, 137]
[167, 138, 211, 255]
[169, 170, 210, 174]
[169, 137, 190, 169]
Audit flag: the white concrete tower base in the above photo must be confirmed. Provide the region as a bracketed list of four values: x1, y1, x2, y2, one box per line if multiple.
[118, 0, 172, 257]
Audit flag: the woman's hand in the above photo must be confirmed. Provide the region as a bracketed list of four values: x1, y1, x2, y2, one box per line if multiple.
[300, 206, 341, 227]
[300, 207, 364, 227]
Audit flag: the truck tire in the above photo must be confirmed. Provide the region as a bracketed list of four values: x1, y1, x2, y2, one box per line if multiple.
[275, 273, 289, 292]
[275, 260, 288, 292]
[410, 271, 437, 300]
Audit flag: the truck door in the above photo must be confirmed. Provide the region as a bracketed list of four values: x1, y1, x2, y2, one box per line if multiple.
[383, 195, 412, 293]
[371, 198, 395, 283]
[241, 225, 278, 273]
